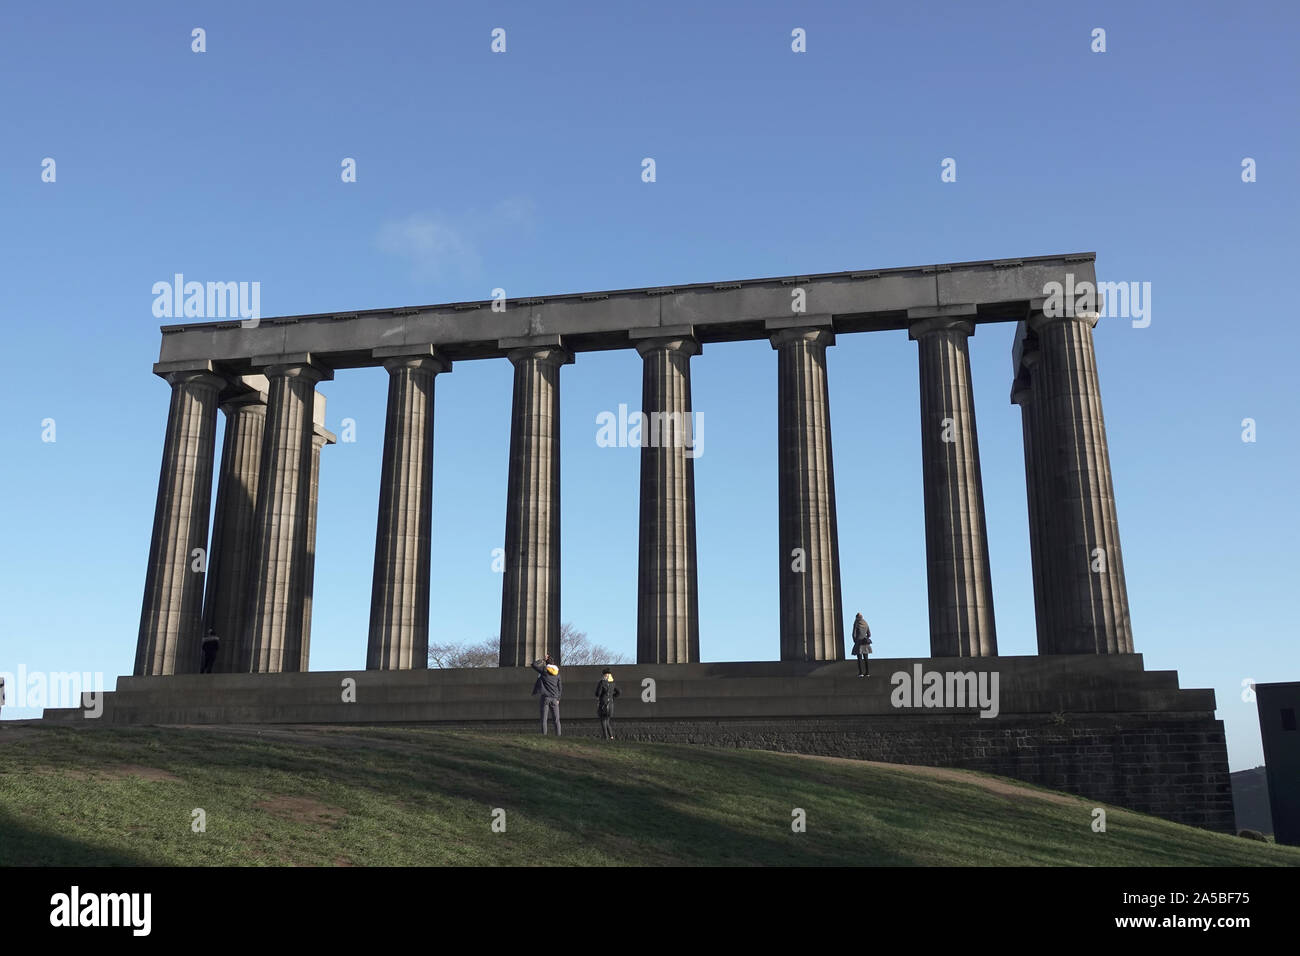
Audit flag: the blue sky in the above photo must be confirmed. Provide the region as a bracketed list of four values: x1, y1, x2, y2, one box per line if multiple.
[1, 1, 1296, 771]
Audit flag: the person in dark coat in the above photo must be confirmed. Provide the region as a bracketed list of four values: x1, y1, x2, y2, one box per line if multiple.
[851, 613, 872, 677]
[531, 655, 563, 735]
[594, 668, 621, 740]
[200, 627, 220, 674]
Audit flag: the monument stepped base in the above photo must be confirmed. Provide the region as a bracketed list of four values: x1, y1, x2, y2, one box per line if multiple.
[43, 654, 1233, 832]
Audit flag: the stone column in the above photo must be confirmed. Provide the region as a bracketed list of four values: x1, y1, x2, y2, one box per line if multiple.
[631, 327, 701, 664]
[1028, 309, 1134, 654]
[135, 363, 226, 676]
[368, 346, 449, 670]
[498, 338, 573, 666]
[245, 355, 333, 673]
[1011, 327, 1058, 655]
[909, 311, 997, 657]
[300, 416, 336, 672]
[769, 321, 844, 661]
[200, 382, 267, 673]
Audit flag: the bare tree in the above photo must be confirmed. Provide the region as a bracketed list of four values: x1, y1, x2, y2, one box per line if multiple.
[426, 623, 628, 668]
[557, 622, 628, 665]
[427, 638, 498, 668]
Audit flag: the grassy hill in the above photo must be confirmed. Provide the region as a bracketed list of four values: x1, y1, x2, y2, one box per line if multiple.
[1, 724, 1295, 866]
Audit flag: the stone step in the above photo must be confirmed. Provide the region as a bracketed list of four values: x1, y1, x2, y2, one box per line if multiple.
[110, 653, 1149, 692]
[44, 655, 1214, 726]
[97, 686, 1213, 726]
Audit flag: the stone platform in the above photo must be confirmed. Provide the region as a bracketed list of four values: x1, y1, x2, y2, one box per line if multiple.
[42, 654, 1233, 832]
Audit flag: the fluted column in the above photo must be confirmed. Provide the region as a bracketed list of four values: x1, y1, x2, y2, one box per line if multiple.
[909, 314, 997, 657]
[300, 420, 336, 671]
[245, 357, 333, 673]
[1011, 329, 1058, 655]
[770, 324, 844, 661]
[1028, 309, 1134, 654]
[200, 387, 267, 673]
[135, 364, 226, 676]
[368, 348, 449, 670]
[499, 341, 572, 666]
[632, 329, 701, 664]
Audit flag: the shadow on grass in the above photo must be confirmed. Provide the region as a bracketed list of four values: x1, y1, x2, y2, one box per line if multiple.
[6, 726, 1295, 867]
[219, 728, 930, 865]
[0, 807, 158, 866]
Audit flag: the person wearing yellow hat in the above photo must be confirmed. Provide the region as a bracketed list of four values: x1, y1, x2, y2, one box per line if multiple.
[530, 655, 564, 735]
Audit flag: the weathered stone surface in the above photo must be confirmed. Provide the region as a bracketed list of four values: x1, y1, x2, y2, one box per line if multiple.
[770, 324, 843, 661]
[499, 343, 572, 666]
[1255, 681, 1300, 846]
[201, 390, 266, 673]
[909, 315, 997, 656]
[1012, 331, 1061, 655]
[156, 254, 1099, 367]
[300, 420, 335, 671]
[136, 366, 225, 676]
[1022, 311, 1133, 654]
[633, 332, 701, 664]
[368, 351, 449, 670]
[245, 359, 332, 672]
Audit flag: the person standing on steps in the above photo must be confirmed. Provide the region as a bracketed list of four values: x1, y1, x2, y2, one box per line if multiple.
[200, 627, 220, 674]
[594, 668, 621, 739]
[851, 613, 872, 678]
[531, 655, 563, 736]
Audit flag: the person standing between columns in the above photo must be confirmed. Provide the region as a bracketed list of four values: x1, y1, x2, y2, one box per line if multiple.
[531, 655, 563, 735]
[851, 613, 872, 678]
[199, 627, 220, 674]
[595, 668, 621, 739]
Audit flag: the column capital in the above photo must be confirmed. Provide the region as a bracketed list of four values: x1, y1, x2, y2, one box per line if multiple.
[908, 316, 975, 340]
[311, 424, 337, 448]
[253, 353, 334, 384]
[155, 363, 228, 393]
[629, 325, 701, 359]
[1026, 301, 1100, 332]
[769, 326, 834, 350]
[221, 393, 269, 418]
[219, 378, 269, 412]
[373, 344, 451, 376]
[632, 335, 700, 358]
[382, 355, 451, 376]
[504, 345, 574, 369]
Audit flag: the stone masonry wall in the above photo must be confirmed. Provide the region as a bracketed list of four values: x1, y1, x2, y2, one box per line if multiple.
[459, 711, 1234, 832]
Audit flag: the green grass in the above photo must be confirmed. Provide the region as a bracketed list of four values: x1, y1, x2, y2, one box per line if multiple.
[0, 724, 1295, 866]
